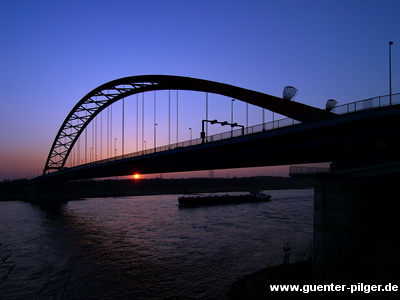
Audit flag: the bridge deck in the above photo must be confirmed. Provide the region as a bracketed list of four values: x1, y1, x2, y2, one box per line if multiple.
[31, 102, 400, 183]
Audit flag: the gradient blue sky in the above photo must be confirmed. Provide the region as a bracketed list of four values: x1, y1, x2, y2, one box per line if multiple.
[0, 0, 399, 180]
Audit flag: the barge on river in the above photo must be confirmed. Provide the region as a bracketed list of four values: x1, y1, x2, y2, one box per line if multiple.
[178, 191, 271, 206]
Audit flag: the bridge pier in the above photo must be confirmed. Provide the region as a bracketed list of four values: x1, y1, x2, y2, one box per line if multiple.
[314, 162, 400, 282]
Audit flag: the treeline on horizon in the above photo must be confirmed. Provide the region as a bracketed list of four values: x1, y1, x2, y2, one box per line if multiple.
[0, 176, 315, 200]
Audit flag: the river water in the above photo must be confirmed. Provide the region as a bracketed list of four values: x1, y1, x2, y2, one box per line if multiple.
[0, 189, 313, 299]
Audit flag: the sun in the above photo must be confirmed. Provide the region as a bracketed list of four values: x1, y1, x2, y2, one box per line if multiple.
[132, 173, 140, 180]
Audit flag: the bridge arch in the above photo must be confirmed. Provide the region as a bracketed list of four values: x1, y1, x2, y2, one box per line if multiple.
[44, 75, 333, 174]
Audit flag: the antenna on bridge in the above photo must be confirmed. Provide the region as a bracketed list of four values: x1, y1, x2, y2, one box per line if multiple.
[283, 86, 298, 100]
[325, 99, 338, 112]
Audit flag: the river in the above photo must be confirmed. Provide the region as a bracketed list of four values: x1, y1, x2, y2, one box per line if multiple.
[0, 189, 313, 299]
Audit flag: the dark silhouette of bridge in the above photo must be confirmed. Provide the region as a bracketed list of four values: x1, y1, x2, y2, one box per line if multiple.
[28, 75, 400, 283]
[30, 75, 400, 183]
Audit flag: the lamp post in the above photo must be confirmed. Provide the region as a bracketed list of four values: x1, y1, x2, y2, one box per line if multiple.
[189, 127, 192, 145]
[262, 108, 265, 131]
[231, 99, 235, 137]
[154, 123, 158, 151]
[231, 99, 235, 123]
[114, 138, 117, 157]
[389, 41, 394, 105]
[246, 103, 248, 134]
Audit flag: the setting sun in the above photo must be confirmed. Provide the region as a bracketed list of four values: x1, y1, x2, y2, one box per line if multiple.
[132, 173, 140, 180]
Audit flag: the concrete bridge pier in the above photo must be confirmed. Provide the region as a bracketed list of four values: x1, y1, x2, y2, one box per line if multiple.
[314, 162, 400, 283]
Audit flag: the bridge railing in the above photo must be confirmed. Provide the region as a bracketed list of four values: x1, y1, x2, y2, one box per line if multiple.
[76, 116, 301, 169]
[331, 93, 400, 115]
[71, 92, 400, 171]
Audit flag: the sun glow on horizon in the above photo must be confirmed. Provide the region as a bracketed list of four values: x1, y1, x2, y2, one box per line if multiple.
[132, 173, 141, 180]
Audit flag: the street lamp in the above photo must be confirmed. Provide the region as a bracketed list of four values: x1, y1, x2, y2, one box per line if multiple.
[231, 99, 235, 123]
[262, 108, 265, 131]
[114, 138, 117, 156]
[154, 123, 158, 151]
[231, 99, 235, 137]
[389, 41, 394, 105]
[246, 103, 248, 133]
[189, 127, 192, 145]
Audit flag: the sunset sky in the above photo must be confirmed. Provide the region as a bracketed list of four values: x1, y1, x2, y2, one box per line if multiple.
[0, 0, 399, 180]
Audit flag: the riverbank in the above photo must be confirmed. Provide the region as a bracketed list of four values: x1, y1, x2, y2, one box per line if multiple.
[225, 259, 314, 299]
[224, 258, 382, 300]
[0, 176, 315, 200]
[224, 230, 400, 300]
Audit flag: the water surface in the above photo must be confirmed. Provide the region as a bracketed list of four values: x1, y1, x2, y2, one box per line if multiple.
[0, 189, 313, 299]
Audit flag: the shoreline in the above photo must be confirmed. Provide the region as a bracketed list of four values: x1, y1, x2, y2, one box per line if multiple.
[0, 176, 315, 201]
[224, 259, 313, 299]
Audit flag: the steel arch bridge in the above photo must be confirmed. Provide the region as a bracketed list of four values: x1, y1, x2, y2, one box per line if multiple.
[44, 75, 334, 175]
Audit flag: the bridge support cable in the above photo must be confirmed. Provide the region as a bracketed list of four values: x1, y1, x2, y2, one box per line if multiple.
[107, 107, 109, 159]
[205, 92, 209, 140]
[122, 97, 125, 156]
[142, 93, 145, 154]
[43, 75, 334, 175]
[168, 90, 171, 145]
[84, 116, 88, 164]
[154, 91, 157, 150]
[136, 94, 139, 152]
[176, 90, 179, 144]
[110, 105, 113, 159]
